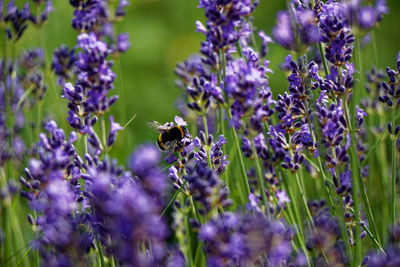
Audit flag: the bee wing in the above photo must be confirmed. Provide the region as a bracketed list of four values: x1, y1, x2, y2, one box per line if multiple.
[163, 139, 179, 151]
[147, 121, 169, 132]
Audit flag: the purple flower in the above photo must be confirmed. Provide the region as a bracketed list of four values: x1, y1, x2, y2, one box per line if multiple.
[29, 0, 54, 26]
[196, 0, 257, 69]
[200, 212, 293, 266]
[273, 11, 295, 51]
[341, 0, 388, 30]
[319, 1, 355, 65]
[70, 0, 129, 55]
[115, 0, 130, 18]
[378, 54, 400, 110]
[107, 116, 123, 147]
[116, 33, 131, 53]
[52, 45, 77, 85]
[130, 144, 168, 202]
[276, 189, 290, 206]
[186, 75, 224, 114]
[71, 0, 106, 33]
[199, 212, 243, 267]
[320, 63, 355, 96]
[225, 57, 271, 130]
[18, 48, 47, 100]
[185, 160, 231, 215]
[355, 106, 367, 129]
[87, 159, 168, 266]
[364, 223, 400, 266]
[63, 32, 119, 134]
[0, 180, 20, 203]
[20, 121, 91, 265]
[3, 1, 30, 41]
[175, 54, 210, 89]
[258, 30, 273, 58]
[273, 3, 320, 52]
[307, 206, 348, 265]
[76, 33, 116, 115]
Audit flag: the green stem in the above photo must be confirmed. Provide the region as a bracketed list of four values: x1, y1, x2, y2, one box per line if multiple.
[219, 47, 250, 202]
[331, 149, 354, 264]
[184, 212, 193, 267]
[36, 100, 43, 137]
[342, 97, 361, 264]
[251, 140, 269, 215]
[15, 247, 32, 267]
[218, 107, 230, 187]
[202, 115, 213, 168]
[160, 180, 187, 218]
[342, 58, 382, 246]
[311, 0, 329, 76]
[115, 58, 130, 154]
[193, 240, 205, 267]
[305, 104, 336, 215]
[294, 172, 314, 227]
[371, 29, 379, 67]
[288, 132, 313, 227]
[391, 108, 397, 226]
[9, 203, 29, 267]
[361, 224, 386, 255]
[318, 42, 329, 75]
[226, 108, 250, 199]
[280, 169, 311, 265]
[352, 34, 363, 126]
[101, 116, 107, 154]
[38, 25, 66, 129]
[95, 235, 105, 267]
[361, 131, 388, 166]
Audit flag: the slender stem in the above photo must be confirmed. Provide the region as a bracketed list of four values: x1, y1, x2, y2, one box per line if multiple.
[294, 172, 314, 227]
[219, 48, 250, 201]
[202, 115, 213, 168]
[227, 140, 247, 204]
[352, 34, 363, 126]
[115, 58, 130, 154]
[184, 211, 193, 267]
[318, 42, 329, 75]
[288, 132, 314, 227]
[193, 242, 204, 267]
[391, 107, 397, 226]
[15, 247, 32, 267]
[342, 96, 361, 264]
[160, 180, 187, 218]
[311, 0, 329, 76]
[188, 195, 200, 223]
[226, 108, 250, 199]
[342, 64, 382, 248]
[9, 202, 29, 267]
[38, 24, 66, 129]
[218, 106, 230, 187]
[361, 224, 386, 255]
[101, 116, 107, 154]
[361, 131, 388, 166]
[371, 29, 379, 67]
[280, 169, 311, 265]
[305, 104, 336, 215]
[95, 234, 105, 267]
[331, 149, 354, 263]
[251, 139, 269, 215]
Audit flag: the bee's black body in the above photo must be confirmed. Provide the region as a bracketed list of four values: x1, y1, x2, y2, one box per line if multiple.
[157, 126, 185, 151]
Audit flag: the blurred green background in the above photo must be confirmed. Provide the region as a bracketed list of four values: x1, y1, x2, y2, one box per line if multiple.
[14, 0, 400, 164]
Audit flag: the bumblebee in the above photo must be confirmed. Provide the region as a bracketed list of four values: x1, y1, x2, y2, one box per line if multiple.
[147, 121, 186, 151]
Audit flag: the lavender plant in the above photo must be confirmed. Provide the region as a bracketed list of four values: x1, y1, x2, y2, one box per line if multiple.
[1, 0, 400, 266]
